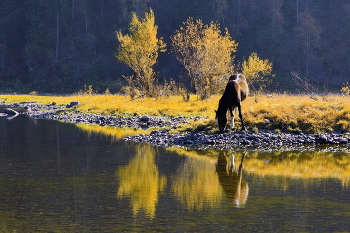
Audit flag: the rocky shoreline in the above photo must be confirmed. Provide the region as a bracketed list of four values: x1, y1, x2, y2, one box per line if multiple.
[123, 129, 350, 152]
[0, 101, 202, 128]
[1, 101, 350, 151]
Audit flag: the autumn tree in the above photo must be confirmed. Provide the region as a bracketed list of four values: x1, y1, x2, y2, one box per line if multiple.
[171, 17, 238, 99]
[241, 52, 274, 92]
[116, 8, 166, 97]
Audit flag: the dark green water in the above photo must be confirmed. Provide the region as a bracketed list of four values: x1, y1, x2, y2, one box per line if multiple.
[1, 115, 350, 232]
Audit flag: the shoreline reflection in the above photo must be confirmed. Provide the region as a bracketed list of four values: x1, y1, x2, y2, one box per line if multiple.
[170, 149, 249, 210]
[243, 150, 350, 187]
[76, 124, 153, 142]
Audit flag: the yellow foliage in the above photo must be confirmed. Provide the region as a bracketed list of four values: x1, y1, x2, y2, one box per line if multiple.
[341, 82, 350, 95]
[116, 8, 166, 97]
[171, 17, 238, 99]
[241, 52, 274, 91]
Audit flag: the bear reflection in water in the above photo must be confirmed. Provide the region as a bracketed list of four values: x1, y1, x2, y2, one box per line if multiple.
[216, 152, 248, 207]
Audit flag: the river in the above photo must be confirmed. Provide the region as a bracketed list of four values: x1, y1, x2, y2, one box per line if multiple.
[1, 115, 350, 232]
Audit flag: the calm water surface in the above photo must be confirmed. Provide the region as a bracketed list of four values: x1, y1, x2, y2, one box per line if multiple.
[1, 115, 350, 232]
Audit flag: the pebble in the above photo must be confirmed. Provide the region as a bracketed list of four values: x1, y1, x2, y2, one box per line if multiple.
[2, 102, 350, 152]
[123, 129, 350, 151]
[2, 102, 198, 129]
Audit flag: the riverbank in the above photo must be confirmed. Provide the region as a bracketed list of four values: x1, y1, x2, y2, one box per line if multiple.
[123, 129, 350, 152]
[0, 100, 349, 151]
[1, 93, 350, 133]
[1, 94, 350, 149]
[0, 101, 199, 129]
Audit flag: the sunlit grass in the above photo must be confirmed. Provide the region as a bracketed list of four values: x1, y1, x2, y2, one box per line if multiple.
[1, 94, 350, 133]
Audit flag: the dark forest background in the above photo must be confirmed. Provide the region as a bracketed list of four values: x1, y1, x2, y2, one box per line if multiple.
[0, 0, 349, 93]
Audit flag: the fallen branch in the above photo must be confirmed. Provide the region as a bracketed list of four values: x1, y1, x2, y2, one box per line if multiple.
[291, 72, 328, 101]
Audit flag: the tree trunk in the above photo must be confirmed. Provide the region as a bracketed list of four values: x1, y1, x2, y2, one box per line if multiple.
[0, 40, 5, 75]
[296, 0, 299, 25]
[83, 0, 88, 42]
[72, 0, 75, 19]
[55, 10, 59, 65]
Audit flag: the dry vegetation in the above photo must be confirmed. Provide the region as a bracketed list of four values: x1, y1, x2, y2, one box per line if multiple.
[1, 94, 349, 133]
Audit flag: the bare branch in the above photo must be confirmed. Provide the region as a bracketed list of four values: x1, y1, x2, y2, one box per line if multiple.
[291, 72, 328, 101]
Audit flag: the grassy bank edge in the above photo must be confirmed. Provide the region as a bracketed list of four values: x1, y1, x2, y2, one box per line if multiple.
[1, 94, 350, 134]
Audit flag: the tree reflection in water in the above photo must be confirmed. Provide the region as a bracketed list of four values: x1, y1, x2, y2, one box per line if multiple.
[171, 151, 249, 210]
[171, 155, 223, 211]
[117, 143, 167, 219]
[95, 122, 350, 217]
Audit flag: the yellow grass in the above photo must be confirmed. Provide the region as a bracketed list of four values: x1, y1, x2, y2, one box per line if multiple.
[0, 94, 212, 116]
[1, 94, 350, 133]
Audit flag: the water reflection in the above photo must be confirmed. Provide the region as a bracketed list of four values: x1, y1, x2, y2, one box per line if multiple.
[216, 152, 248, 207]
[2, 116, 350, 231]
[244, 150, 350, 187]
[73, 123, 350, 189]
[116, 143, 167, 219]
[170, 148, 249, 210]
[77, 124, 153, 142]
[168, 147, 350, 187]
[172, 155, 223, 211]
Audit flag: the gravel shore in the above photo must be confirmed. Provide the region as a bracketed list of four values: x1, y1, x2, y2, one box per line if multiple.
[1, 101, 350, 151]
[123, 129, 350, 151]
[0, 101, 198, 128]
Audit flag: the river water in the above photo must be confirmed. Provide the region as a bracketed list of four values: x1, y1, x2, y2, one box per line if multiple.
[1, 115, 350, 232]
